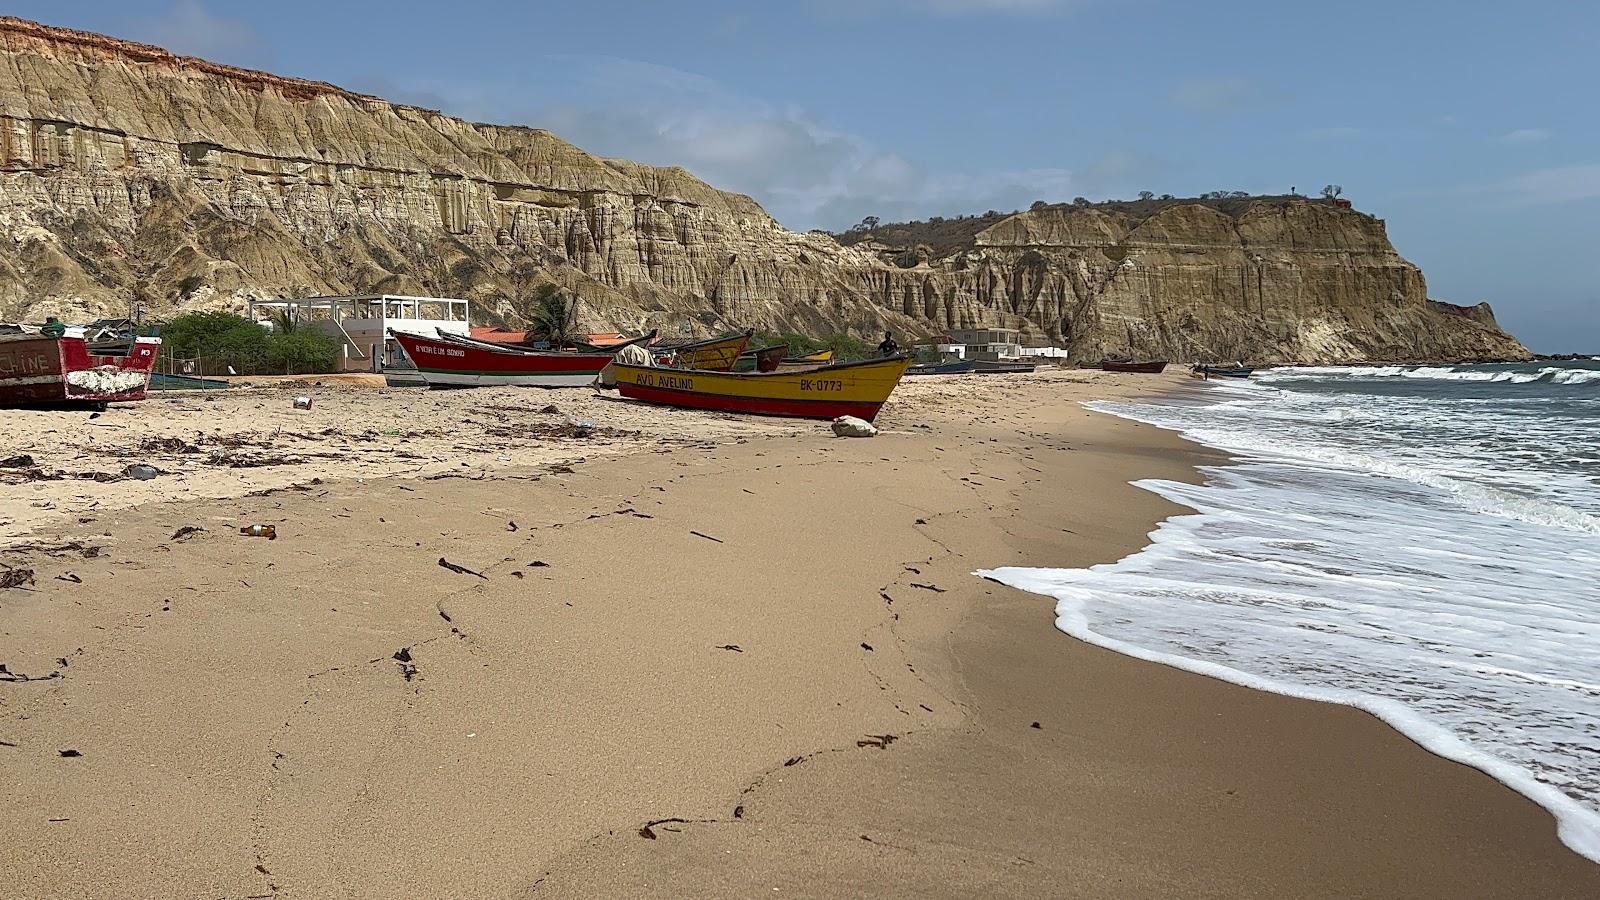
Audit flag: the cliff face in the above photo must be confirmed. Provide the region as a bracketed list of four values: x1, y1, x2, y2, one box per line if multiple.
[849, 201, 1529, 363]
[0, 16, 1528, 363]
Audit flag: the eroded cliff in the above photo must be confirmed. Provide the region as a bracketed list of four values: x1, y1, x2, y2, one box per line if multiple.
[0, 16, 1528, 363]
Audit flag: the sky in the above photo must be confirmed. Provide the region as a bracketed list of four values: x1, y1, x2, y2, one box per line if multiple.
[11, 0, 1598, 351]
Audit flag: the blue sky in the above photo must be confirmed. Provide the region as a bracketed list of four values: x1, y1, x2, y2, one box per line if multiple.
[13, 1, 1598, 351]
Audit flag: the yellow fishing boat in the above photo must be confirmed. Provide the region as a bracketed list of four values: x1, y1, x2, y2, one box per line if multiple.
[787, 349, 834, 364]
[655, 330, 752, 371]
[614, 355, 912, 421]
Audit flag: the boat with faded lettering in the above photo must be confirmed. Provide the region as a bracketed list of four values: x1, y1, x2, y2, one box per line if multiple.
[970, 360, 1038, 375]
[1101, 359, 1169, 374]
[907, 360, 976, 376]
[654, 330, 753, 371]
[613, 355, 913, 421]
[0, 327, 160, 407]
[391, 329, 654, 388]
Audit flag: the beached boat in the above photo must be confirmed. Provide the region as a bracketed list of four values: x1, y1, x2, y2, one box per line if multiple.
[392, 329, 654, 388]
[732, 344, 789, 373]
[907, 360, 976, 376]
[613, 355, 913, 421]
[1194, 365, 1254, 378]
[0, 328, 160, 407]
[784, 349, 834, 365]
[971, 360, 1038, 375]
[1101, 359, 1169, 374]
[655, 330, 752, 371]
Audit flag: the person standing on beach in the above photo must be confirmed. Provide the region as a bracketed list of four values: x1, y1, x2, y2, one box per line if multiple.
[878, 331, 899, 356]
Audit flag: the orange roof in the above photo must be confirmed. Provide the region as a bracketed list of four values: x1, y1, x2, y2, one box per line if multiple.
[581, 332, 631, 348]
[470, 327, 529, 344]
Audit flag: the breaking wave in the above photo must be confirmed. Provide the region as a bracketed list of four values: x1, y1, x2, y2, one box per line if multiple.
[982, 365, 1600, 862]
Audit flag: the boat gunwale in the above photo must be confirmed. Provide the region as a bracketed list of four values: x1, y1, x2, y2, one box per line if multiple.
[615, 354, 913, 380]
[410, 329, 653, 360]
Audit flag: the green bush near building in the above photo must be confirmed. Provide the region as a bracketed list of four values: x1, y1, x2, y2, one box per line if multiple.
[155, 311, 340, 375]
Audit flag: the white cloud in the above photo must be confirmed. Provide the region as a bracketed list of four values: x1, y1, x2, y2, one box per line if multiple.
[405, 57, 1079, 231]
[1300, 126, 1362, 141]
[811, 0, 1086, 17]
[1497, 163, 1600, 204]
[133, 1, 268, 66]
[1170, 76, 1263, 114]
[1501, 128, 1553, 144]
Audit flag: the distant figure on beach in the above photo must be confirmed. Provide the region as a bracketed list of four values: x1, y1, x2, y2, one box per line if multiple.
[878, 331, 899, 356]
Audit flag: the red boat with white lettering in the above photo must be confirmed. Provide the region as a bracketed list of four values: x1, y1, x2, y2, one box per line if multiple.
[392, 328, 656, 388]
[0, 329, 161, 408]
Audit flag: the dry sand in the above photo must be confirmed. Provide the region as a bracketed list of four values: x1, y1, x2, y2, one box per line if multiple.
[1, 371, 1595, 898]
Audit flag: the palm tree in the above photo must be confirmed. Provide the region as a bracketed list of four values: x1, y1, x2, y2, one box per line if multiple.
[529, 287, 578, 345]
[271, 309, 298, 334]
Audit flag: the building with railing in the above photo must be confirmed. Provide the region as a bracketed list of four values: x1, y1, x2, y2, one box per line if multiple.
[247, 295, 471, 373]
[947, 327, 1024, 362]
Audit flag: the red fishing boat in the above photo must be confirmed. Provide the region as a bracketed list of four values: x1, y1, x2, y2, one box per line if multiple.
[0, 329, 160, 407]
[1101, 359, 1169, 373]
[391, 329, 655, 388]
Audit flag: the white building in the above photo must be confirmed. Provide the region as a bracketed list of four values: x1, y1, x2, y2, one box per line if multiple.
[248, 295, 471, 373]
[949, 327, 1024, 362]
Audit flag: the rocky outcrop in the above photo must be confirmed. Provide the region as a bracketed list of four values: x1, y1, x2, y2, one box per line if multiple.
[848, 201, 1529, 363]
[0, 16, 1528, 363]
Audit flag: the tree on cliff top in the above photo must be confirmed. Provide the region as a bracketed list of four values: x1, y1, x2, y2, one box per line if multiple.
[1321, 184, 1344, 199]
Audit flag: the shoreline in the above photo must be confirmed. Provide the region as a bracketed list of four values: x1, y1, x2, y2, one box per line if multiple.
[2, 372, 1596, 897]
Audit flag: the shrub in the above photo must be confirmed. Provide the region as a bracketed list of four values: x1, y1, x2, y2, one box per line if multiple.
[265, 329, 340, 375]
[154, 311, 339, 375]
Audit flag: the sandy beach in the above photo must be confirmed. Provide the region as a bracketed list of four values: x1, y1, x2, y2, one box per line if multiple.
[2, 371, 1596, 899]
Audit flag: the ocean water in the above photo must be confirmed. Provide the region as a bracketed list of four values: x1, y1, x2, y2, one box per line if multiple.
[981, 360, 1600, 861]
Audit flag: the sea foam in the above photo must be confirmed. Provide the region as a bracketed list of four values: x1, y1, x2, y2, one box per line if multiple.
[981, 366, 1600, 862]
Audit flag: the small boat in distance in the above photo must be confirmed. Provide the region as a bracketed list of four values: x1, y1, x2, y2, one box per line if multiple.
[907, 360, 976, 376]
[1194, 365, 1254, 378]
[392, 329, 655, 388]
[1101, 359, 1169, 374]
[0, 327, 160, 407]
[613, 355, 914, 421]
[655, 330, 753, 371]
[971, 360, 1038, 375]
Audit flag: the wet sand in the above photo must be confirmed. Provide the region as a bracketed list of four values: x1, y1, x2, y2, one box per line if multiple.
[2, 371, 1595, 898]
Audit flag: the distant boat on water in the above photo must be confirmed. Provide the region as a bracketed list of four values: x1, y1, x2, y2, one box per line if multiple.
[1101, 359, 1169, 374]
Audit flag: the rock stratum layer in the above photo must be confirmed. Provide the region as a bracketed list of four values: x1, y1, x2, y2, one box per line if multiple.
[0, 16, 1528, 363]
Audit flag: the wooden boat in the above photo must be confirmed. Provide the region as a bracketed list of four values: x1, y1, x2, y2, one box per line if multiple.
[1101, 359, 1169, 374]
[391, 329, 654, 388]
[655, 330, 752, 371]
[907, 360, 976, 376]
[613, 355, 913, 421]
[0, 329, 160, 407]
[1194, 365, 1254, 378]
[732, 344, 789, 373]
[971, 360, 1038, 375]
[784, 349, 834, 365]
